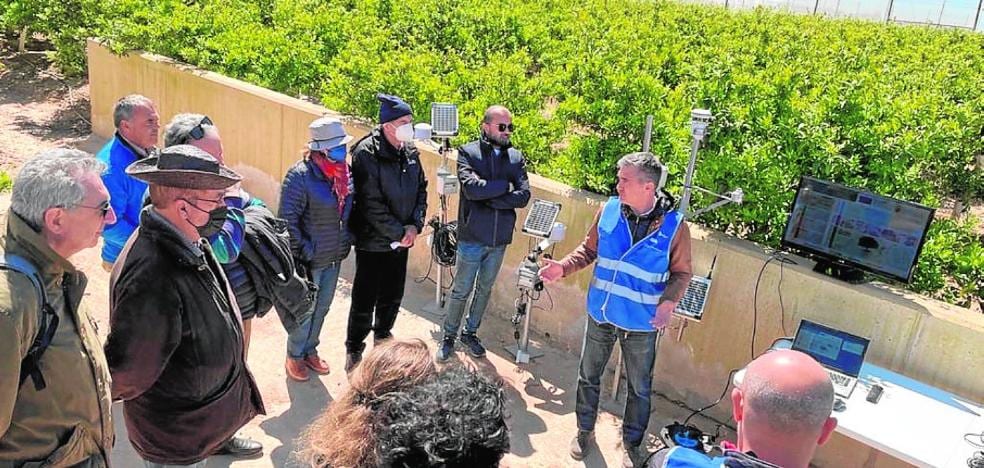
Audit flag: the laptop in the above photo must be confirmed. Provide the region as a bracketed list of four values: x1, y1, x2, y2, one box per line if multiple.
[791, 319, 871, 398]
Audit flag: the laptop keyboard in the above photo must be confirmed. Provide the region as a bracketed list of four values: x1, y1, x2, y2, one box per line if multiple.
[828, 371, 852, 387]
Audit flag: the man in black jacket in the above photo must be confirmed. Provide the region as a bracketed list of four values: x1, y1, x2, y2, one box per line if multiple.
[105, 145, 265, 466]
[436, 105, 530, 361]
[346, 93, 428, 371]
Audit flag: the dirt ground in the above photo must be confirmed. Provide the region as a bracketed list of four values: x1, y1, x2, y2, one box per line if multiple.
[0, 43, 92, 172]
[0, 44, 712, 467]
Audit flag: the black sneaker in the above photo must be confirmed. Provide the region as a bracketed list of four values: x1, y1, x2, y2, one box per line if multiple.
[622, 442, 646, 468]
[459, 333, 486, 358]
[435, 337, 455, 362]
[570, 430, 594, 460]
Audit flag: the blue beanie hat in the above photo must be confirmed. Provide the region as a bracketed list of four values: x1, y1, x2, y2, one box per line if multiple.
[377, 93, 412, 123]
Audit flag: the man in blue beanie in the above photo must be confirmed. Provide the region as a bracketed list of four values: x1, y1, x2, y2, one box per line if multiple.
[345, 93, 428, 371]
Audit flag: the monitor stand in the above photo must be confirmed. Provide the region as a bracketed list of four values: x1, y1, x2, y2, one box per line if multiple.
[813, 259, 867, 284]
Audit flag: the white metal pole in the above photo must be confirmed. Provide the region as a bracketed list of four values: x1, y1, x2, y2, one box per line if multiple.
[642, 115, 654, 153]
[680, 137, 700, 218]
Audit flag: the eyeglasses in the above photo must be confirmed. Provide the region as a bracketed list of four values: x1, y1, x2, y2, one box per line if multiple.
[188, 116, 214, 141]
[496, 123, 515, 132]
[75, 200, 112, 219]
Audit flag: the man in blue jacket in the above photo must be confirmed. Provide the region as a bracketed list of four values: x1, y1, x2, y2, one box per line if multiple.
[96, 94, 159, 270]
[436, 105, 530, 361]
[642, 350, 837, 468]
[540, 152, 693, 468]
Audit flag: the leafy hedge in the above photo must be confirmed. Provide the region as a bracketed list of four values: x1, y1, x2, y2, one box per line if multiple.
[2, 0, 982, 306]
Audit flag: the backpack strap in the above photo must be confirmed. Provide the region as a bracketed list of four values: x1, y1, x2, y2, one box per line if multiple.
[1, 253, 58, 391]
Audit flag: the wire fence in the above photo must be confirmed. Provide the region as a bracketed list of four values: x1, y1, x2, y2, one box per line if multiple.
[686, 0, 984, 31]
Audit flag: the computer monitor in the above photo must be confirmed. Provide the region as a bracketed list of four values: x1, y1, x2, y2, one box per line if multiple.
[791, 320, 870, 378]
[781, 176, 935, 283]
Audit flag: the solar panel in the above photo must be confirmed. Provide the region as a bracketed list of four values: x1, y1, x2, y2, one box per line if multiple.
[674, 275, 712, 321]
[430, 103, 459, 138]
[522, 200, 561, 238]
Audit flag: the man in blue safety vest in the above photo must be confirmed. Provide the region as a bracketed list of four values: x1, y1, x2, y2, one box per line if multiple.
[541, 151, 693, 468]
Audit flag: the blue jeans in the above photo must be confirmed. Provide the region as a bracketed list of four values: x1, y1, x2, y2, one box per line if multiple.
[575, 316, 658, 447]
[287, 264, 341, 358]
[441, 241, 507, 339]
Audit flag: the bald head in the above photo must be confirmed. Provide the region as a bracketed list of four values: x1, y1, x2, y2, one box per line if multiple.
[482, 105, 510, 124]
[742, 350, 834, 432]
[732, 350, 837, 468]
[480, 105, 513, 147]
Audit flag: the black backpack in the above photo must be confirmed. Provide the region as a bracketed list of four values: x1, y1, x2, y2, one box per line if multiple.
[238, 205, 315, 333]
[1, 253, 59, 391]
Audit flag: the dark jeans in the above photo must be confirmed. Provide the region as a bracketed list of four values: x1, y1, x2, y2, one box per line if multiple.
[441, 241, 507, 339]
[346, 249, 408, 353]
[575, 316, 658, 447]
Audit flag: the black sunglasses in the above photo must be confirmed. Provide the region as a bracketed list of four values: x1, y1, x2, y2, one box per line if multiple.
[75, 199, 112, 219]
[496, 123, 515, 132]
[188, 116, 214, 141]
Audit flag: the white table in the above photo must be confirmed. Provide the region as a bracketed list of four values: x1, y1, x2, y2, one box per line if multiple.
[735, 358, 984, 467]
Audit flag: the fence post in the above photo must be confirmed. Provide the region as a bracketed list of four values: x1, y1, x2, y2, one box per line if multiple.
[973, 0, 982, 31]
[886, 0, 895, 22]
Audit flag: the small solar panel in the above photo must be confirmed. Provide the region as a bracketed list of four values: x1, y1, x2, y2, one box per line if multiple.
[522, 200, 562, 238]
[674, 276, 712, 321]
[430, 103, 459, 137]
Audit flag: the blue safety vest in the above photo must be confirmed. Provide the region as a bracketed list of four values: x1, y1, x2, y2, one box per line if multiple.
[586, 197, 682, 331]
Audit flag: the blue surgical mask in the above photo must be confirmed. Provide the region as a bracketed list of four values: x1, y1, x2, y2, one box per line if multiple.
[327, 145, 347, 162]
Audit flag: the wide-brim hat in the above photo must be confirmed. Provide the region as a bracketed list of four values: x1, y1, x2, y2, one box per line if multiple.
[126, 144, 241, 190]
[308, 116, 353, 151]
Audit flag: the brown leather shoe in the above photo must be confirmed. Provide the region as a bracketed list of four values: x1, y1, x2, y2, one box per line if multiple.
[304, 354, 330, 375]
[285, 358, 309, 381]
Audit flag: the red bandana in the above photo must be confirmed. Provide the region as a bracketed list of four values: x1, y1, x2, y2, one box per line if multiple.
[310, 151, 350, 215]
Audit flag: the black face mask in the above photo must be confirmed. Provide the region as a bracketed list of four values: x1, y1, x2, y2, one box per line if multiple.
[182, 199, 228, 238]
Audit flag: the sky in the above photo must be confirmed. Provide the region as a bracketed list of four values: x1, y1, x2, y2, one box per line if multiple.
[696, 0, 983, 30]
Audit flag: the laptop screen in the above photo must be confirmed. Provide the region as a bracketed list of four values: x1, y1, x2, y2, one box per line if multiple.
[791, 320, 870, 377]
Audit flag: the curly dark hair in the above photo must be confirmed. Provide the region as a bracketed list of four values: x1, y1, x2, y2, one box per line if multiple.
[376, 366, 510, 467]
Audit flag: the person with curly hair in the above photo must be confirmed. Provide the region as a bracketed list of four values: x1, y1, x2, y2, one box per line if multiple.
[376, 366, 510, 467]
[296, 338, 436, 467]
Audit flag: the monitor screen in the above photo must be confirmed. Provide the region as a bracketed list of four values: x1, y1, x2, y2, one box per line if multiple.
[781, 176, 935, 283]
[791, 320, 869, 377]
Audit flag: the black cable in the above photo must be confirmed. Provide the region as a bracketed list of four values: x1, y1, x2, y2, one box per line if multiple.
[778, 255, 788, 336]
[751, 255, 776, 360]
[966, 431, 984, 448]
[430, 218, 458, 267]
[531, 283, 555, 313]
[775, 254, 796, 336]
[414, 218, 457, 287]
[682, 368, 740, 426]
[751, 252, 798, 358]
[414, 249, 436, 284]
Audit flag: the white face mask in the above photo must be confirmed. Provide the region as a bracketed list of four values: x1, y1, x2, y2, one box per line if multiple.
[395, 123, 415, 143]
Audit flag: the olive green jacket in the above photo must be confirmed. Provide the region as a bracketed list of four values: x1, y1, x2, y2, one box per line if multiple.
[0, 211, 113, 467]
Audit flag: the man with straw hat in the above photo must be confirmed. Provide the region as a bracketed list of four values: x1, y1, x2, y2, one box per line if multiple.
[104, 145, 265, 467]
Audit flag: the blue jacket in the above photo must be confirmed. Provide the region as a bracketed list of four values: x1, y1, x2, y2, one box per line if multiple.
[586, 197, 683, 331]
[455, 139, 531, 246]
[646, 446, 780, 467]
[97, 134, 148, 263]
[279, 157, 354, 269]
[214, 192, 268, 319]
